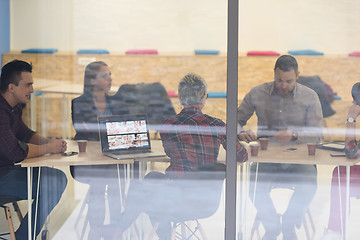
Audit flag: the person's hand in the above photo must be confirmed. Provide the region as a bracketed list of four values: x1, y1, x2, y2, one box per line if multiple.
[274, 129, 292, 143]
[48, 139, 67, 153]
[238, 130, 257, 143]
[348, 103, 360, 120]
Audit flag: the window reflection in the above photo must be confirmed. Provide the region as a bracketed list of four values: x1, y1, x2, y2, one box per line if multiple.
[2, 1, 360, 239]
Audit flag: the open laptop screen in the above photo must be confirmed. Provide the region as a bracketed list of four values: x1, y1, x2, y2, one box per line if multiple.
[98, 115, 151, 153]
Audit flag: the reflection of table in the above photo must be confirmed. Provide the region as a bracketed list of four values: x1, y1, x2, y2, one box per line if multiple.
[30, 78, 120, 139]
[239, 142, 360, 240]
[20, 140, 166, 240]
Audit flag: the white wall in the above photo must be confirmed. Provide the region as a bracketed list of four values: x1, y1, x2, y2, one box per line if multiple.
[11, 0, 73, 51]
[239, 0, 360, 54]
[10, 0, 360, 54]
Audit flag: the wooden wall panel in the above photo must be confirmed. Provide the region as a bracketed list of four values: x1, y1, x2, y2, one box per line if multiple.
[4, 52, 358, 141]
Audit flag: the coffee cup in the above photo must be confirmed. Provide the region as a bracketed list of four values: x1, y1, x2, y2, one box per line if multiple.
[259, 138, 269, 150]
[249, 142, 260, 157]
[307, 143, 317, 156]
[77, 140, 87, 153]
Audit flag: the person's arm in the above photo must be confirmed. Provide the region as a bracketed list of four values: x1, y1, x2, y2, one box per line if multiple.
[344, 104, 360, 158]
[71, 98, 86, 134]
[0, 110, 64, 163]
[237, 92, 257, 142]
[72, 96, 102, 140]
[238, 129, 257, 143]
[159, 123, 176, 159]
[28, 133, 50, 145]
[345, 104, 360, 143]
[296, 92, 323, 143]
[26, 138, 67, 158]
[273, 129, 293, 143]
[218, 120, 248, 162]
[25, 133, 67, 158]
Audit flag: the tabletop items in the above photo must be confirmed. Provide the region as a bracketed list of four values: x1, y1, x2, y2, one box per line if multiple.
[77, 140, 87, 152]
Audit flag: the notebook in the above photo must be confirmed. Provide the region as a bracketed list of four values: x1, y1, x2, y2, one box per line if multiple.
[98, 114, 165, 160]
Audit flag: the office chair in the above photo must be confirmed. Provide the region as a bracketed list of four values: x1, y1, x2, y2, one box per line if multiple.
[0, 196, 23, 240]
[250, 207, 315, 240]
[297, 75, 336, 118]
[249, 162, 316, 240]
[147, 163, 226, 240]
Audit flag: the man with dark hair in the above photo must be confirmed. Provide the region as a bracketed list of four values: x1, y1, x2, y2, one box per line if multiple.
[0, 60, 67, 239]
[237, 55, 323, 239]
[0, 60, 33, 92]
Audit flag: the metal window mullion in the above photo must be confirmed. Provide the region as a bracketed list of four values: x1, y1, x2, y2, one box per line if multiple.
[225, 0, 239, 239]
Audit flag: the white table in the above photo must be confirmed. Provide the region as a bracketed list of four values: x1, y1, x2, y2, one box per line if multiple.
[238, 142, 360, 240]
[20, 140, 167, 240]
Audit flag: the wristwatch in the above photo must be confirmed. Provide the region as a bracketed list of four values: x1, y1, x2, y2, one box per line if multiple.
[292, 131, 298, 141]
[347, 117, 356, 123]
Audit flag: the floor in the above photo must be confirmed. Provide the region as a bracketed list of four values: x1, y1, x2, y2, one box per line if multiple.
[1, 164, 360, 240]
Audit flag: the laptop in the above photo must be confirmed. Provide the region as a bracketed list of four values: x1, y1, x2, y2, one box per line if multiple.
[98, 114, 165, 160]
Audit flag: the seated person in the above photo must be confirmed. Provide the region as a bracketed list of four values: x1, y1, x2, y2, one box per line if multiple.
[238, 55, 323, 240]
[110, 73, 248, 239]
[321, 82, 360, 240]
[71, 61, 128, 237]
[0, 60, 67, 239]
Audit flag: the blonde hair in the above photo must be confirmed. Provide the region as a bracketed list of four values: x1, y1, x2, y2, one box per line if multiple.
[178, 73, 207, 107]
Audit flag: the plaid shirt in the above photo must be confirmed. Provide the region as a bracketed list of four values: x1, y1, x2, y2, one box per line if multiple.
[0, 94, 35, 178]
[160, 106, 248, 178]
[345, 140, 359, 159]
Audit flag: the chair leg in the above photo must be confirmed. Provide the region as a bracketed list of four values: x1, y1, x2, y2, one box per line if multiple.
[307, 210, 316, 233]
[170, 221, 210, 240]
[181, 222, 186, 239]
[74, 190, 90, 240]
[147, 222, 159, 240]
[12, 202, 23, 222]
[303, 216, 311, 240]
[303, 209, 316, 240]
[74, 190, 89, 229]
[196, 220, 208, 240]
[171, 225, 177, 240]
[79, 219, 89, 240]
[4, 206, 16, 240]
[250, 214, 261, 240]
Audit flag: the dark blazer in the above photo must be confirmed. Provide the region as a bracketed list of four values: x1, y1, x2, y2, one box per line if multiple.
[71, 93, 128, 141]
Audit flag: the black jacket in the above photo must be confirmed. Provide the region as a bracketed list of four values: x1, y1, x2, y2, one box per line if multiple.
[71, 93, 128, 141]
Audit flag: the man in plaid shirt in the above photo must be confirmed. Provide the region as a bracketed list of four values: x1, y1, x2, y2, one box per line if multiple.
[161, 73, 248, 178]
[0, 60, 67, 239]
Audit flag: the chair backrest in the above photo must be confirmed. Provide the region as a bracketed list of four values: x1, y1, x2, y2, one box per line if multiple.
[297, 76, 336, 118]
[115, 82, 176, 125]
[172, 163, 226, 220]
[0, 195, 21, 206]
[182, 162, 226, 180]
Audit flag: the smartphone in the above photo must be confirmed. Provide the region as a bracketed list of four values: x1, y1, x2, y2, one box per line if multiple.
[330, 153, 346, 157]
[61, 151, 78, 157]
[284, 147, 297, 152]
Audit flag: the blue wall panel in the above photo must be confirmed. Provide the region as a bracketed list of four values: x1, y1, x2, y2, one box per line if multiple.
[0, 0, 10, 68]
